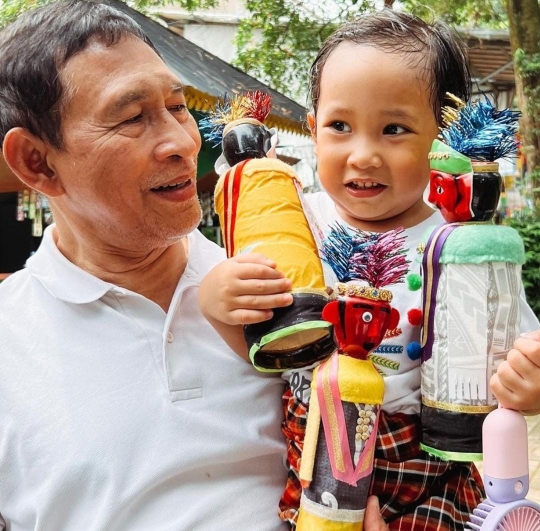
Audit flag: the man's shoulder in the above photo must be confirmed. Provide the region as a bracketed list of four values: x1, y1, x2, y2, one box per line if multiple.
[0, 269, 33, 312]
[0, 269, 31, 295]
[187, 229, 226, 275]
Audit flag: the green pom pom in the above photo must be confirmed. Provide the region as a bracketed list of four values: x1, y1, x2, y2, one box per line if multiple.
[407, 273, 422, 291]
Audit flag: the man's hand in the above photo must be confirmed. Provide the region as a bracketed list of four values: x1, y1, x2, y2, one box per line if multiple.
[364, 496, 389, 531]
[491, 330, 540, 415]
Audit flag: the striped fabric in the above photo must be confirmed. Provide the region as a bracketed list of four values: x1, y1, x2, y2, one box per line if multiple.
[279, 387, 307, 526]
[279, 387, 485, 530]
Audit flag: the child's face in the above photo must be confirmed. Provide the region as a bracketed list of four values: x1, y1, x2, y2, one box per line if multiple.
[308, 43, 439, 231]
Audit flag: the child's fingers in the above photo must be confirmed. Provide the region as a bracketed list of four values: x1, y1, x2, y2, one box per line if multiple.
[235, 291, 293, 310]
[503, 348, 539, 381]
[491, 353, 540, 413]
[520, 330, 540, 342]
[229, 308, 274, 325]
[513, 336, 540, 367]
[239, 276, 292, 295]
[364, 496, 388, 530]
[236, 263, 289, 281]
[232, 253, 277, 268]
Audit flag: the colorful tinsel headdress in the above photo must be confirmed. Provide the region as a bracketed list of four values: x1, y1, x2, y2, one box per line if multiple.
[199, 90, 272, 147]
[438, 93, 520, 162]
[320, 223, 409, 302]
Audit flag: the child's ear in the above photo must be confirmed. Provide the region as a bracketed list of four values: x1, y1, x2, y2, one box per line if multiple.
[2, 127, 65, 197]
[306, 112, 317, 153]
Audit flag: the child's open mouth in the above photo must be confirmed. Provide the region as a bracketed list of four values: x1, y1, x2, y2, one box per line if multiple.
[346, 181, 384, 190]
[345, 181, 386, 198]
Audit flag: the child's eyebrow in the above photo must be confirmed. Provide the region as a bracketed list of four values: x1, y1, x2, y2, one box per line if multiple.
[381, 109, 416, 121]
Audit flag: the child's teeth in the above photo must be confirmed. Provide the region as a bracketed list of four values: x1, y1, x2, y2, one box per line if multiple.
[352, 181, 379, 189]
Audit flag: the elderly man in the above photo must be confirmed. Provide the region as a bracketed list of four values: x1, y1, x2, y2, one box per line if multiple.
[0, 1, 289, 529]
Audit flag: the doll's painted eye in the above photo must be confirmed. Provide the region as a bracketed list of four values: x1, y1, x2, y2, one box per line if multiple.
[362, 312, 373, 323]
[437, 186, 443, 194]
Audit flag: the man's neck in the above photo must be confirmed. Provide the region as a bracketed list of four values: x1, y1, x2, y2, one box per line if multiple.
[52, 225, 188, 313]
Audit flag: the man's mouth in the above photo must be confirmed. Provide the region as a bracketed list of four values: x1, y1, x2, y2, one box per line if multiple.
[151, 178, 191, 192]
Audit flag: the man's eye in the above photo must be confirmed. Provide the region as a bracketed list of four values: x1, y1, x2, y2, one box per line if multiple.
[383, 124, 408, 135]
[330, 121, 350, 133]
[169, 104, 187, 113]
[122, 114, 142, 125]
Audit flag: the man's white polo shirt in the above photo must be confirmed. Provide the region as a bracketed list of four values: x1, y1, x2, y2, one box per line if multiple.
[0, 226, 287, 531]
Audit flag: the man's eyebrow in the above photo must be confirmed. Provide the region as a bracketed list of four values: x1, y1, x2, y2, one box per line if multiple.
[170, 83, 185, 95]
[109, 83, 185, 113]
[110, 90, 149, 113]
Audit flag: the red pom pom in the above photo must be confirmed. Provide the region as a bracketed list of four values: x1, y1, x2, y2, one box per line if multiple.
[407, 308, 423, 326]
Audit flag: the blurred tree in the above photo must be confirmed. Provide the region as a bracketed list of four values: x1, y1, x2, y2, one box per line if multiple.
[0, 0, 218, 27]
[233, 0, 505, 102]
[507, 0, 540, 212]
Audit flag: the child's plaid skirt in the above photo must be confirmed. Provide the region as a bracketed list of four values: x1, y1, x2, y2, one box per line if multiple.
[279, 387, 485, 530]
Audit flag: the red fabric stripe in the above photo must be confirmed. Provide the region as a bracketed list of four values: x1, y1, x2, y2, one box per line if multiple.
[222, 168, 232, 257]
[226, 159, 248, 257]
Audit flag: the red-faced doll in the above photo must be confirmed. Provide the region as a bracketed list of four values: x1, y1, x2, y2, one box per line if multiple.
[297, 227, 408, 531]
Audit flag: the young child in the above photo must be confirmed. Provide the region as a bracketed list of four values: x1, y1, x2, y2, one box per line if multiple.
[199, 10, 540, 530]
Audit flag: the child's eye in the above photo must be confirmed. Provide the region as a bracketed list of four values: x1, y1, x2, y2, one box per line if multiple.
[330, 121, 351, 133]
[383, 124, 408, 135]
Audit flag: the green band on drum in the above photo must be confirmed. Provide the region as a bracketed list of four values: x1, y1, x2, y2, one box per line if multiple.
[249, 320, 332, 372]
[420, 443, 483, 462]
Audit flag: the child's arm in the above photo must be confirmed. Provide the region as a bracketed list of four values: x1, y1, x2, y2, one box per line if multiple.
[490, 330, 540, 415]
[198, 253, 293, 362]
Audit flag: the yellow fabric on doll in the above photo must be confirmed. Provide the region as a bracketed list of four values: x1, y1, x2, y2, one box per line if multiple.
[297, 505, 364, 531]
[214, 157, 326, 291]
[325, 357, 384, 404]
[300, 357, 384, 486]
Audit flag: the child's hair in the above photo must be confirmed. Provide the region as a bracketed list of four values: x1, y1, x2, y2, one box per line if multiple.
[308, 9, 471, 125]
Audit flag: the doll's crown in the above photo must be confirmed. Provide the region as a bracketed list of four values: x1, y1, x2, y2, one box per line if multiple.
[199, 91, 272, 147]
[335, 282, 393, 303]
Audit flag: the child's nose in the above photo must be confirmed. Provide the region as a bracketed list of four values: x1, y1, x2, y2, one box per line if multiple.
[348, 138, 383, 170]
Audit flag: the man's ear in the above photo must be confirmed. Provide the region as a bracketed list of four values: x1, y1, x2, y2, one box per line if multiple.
[2, 127, 65, 197]
[306, 112, 317, 155]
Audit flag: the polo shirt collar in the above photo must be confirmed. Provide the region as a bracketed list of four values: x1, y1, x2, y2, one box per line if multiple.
[26, 225, 117, 304]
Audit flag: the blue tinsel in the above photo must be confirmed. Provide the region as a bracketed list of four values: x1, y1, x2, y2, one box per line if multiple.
[441, 99, 520, 161]
[319, 223, 370, 282]
[198, 94, 232, 147]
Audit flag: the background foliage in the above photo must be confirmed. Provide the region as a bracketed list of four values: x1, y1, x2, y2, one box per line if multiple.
[505, 217, 540, 318]
[233, 0, 505, 102]
[0, 0, 218, 27]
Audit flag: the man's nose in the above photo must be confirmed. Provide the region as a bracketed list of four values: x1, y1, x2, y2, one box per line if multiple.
[154, 112, 201, 162]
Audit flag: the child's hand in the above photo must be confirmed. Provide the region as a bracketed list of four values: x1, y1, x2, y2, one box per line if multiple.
[490, 330, 540, 415]
[199, 253, 293, 326]
[364, 496, 389, 531]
